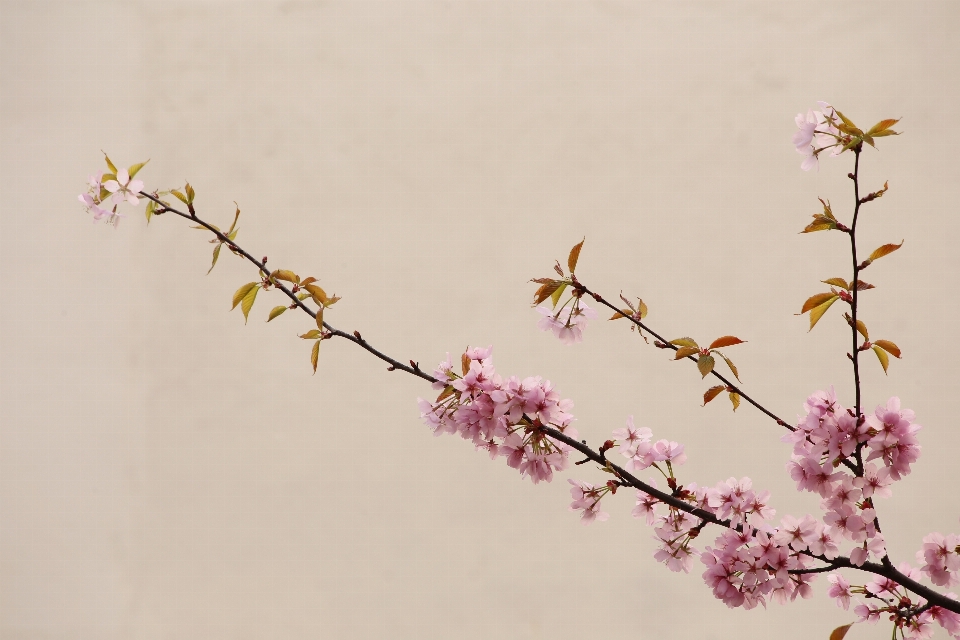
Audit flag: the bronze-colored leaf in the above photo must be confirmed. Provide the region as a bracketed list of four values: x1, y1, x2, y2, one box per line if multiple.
[568, 238, 585, 274]
[127, 159, 149, 178]
[315, 307, 324, 330]
[717, 352, 740, 381]
[240, 285, 260, 323]
[867, 119, 900, 136]
[808, 295, 840, 331]
[872, 345, 890, 374]
[670, 337, 699, 349]
[232, 282, 258, 310]
[267, 306, 287, 322]
[207, 243, 222, 275]
[697, 354, 715, 378]
[729, 392, 741, 412]
[708, 336, 746, 349]
[311, 339, 320, 374]
[436, 385, 455, 402]
[674, 346, 699, 360]
[868, 241, 903, 262]
[299, 330, 321, 339]
[702, 385, 725, 406]
[461, 353, 470, 375]
[874, 339, 901, 358]
[532, 279, 562, 306]
[822, 277, 850, 290]
[829, 623, 853, 640]
[800, 292, 839, 315]
[271, 269, 299, 284]
[854, 280, 875, 291]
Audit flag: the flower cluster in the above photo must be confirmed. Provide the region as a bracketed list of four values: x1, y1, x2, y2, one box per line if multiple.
[78, 156, 146, 228]
[793, 101, 841, 171]
[783, 390, 921, 566]
[536, 300, 597, 345]
[918, 532, 960, 588]
[418, 347, 578, 484]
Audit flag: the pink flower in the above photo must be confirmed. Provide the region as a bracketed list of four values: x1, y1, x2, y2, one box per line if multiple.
[918, 532, 960, 587]
[103, 168, 144, 206]
[612, 415, 652, 452]
[772, 514, 818, 551]
[826, 572, 853, 609]
[568, 479, 609, 525]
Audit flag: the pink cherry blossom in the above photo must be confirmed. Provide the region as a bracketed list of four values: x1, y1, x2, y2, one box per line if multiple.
[826, 572, 853, 609]
[568, 479, 609, 525]
[103, 168, 144, 206]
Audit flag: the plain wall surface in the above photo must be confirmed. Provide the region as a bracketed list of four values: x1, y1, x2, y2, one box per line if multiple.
[2, 1, 959, 638]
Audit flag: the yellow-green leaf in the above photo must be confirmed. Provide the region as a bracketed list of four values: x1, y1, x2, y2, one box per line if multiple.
[185, 183, 195, 203]
[697, 354, 715, 378]
[872, 345, 890, 374]
[231, 282, 258, 309]
[708, 336, 745, 349]
[717, 352, 740, 382]
[311, 340, 320, 374]
[609, 309, 633, 320]
[829, 623, 853, 640]
[267, 306, 287, 322]
[637, 300, 648, 319]
[240, 285, 260, 323]
[670, 337, 699, 349]
[171, 189, 189, 205]
[822, 277, 850, 290]
[868, 241, 904, 262]
[674, 346, 699, 360]
[145, 199, 156, 223]
[568, 238, 585, 274]
[808, 295, 840, 331]
[550, 282, 568, 308]
[703, 385, 725, 406]
[127, 160, 149, 178]
[299, 330, 321, 339]
[801, 292, 839, 315]
[271, 269, 299, 284]
[305, 284, 328, 305]
[207, 243, 222, 275]
[227, 204, 240, 234]
[102, 152, 118, 174]
[729, 392, 741, 411]
[874, 339, 901, 358]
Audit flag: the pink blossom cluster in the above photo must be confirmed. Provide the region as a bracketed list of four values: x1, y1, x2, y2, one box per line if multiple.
[827, 568, 960, 639]
[783, 389, 922, 566]
[78, 168, 144, 228]
[418, 346, 578, 484]
[918, 532, 960, 588]
[535, 301, 597, 345]
[793, 101, 841, 171]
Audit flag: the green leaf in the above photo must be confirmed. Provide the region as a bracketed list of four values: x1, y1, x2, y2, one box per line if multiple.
[708, 336, 745, 349]
[829, 623, 853, 640]
[311, 340, 320, 374]
[145, 199, 156, 223]
[103, 152, 118, 174]
[267, 305, 287, 322]
[550, 282, 568, 308]
[207, 243, 222, 274]
[567, 238, 585, 274]
[717, 352, 740, 382]
[729, 392, 741, 412]
[127, 159, 149, 178]
[674, 346, 699, 360]
[185, 183, 195, 204]
[171, 189, 189, 205]
[240, 284, 260, 324]
[874, 339, 901, 358]
[702, 385, 725, 406]
[669, 337, 699, 349]
[697, 354, 715, 378]
[227, 204, 241, 234]
[808, 295, 839, 331]
[231, 282, 258, 310]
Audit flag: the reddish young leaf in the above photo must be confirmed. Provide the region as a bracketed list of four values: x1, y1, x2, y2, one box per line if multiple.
[874, 339, 902, 358]
[708, 336, 745, 349]
[829, 623, 853, 640]
[532, 280, 563, 306]
[854, 280, 875, 291]
[567, 238, 585, 274]
[868, 241, 904, 262]
[702, 385, 725, 406]
[436, 385, 455, 402]
[461, 353, 470, 375]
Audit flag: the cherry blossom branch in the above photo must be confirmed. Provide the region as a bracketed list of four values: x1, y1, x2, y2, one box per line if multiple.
[139, 191, 434, 383]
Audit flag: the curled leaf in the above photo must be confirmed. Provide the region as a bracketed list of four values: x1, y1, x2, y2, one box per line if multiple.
[708, 336, 745, 349]
[674, 346, 699, 360]
[315, 307, 324, 330]
[872, 345, 890, 374]
[232, 282, 258, 310]
[697, 354, 715, 378]
[185, 183, 195, 203]
[227, 204, 240, 234]
[717, 352, 740, 382]
[670, 337, 699, 349]
[311, 339, 320, 374]
[874, 339, 901, 358]
[702, 385, 725, 406]
[868, 241, 903, 262]
[267, 306, 287, 322]
[808, 295, 840, 331]
[729, 392, 741, 412]
[568, 238, 585, 274]
[802, 198, 839, 233]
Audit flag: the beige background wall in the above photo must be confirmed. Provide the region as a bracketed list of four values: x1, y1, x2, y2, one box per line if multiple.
[2, 1, 959, 638]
